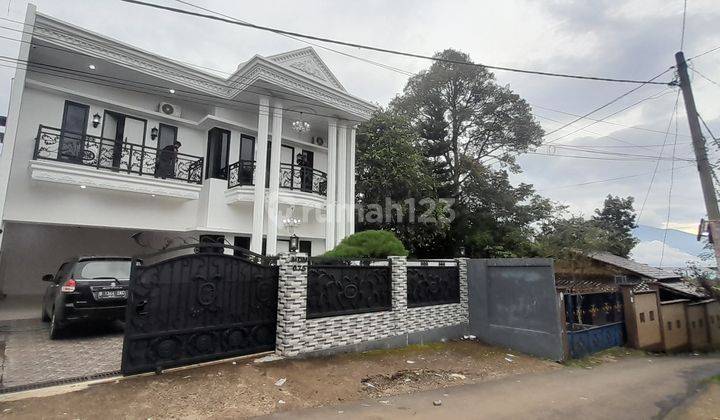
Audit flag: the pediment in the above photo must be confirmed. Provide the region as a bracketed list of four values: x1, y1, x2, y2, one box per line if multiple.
[266, 47, 346, 92]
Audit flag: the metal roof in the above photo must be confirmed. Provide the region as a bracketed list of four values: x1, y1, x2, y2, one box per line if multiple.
[658, 281, 709, 299]
[587, 252, 681, 280]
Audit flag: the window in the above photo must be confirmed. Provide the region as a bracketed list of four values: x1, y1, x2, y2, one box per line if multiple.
[692, 321, 696, 329]
[238, 134, 255, 184]
[76, 259, 132, 280]
[699, 319, 704, 328]
[639, 312, 645, 323]
[649, 311, 655, 321]
[667, 321, 672, 331]
[206, 127, 231, 180]
[59, 101, 90, 162]
[677, 320, 681, 329]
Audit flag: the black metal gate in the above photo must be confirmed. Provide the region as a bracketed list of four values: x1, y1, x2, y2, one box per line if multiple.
[121, 244, 278, 375]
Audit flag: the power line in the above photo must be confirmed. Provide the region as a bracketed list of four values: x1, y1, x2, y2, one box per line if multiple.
[117, 0, 673, 86]
[525, 150, 691, 162]
[0, 55, 367, 123]
[686, 44, 720, 61]
[536, 164, 695, 191]
[545, 69, 670, 141]
[532, 103, 692, 139]
[172, 0, 415, 77]
[660, 105, 680, 267]
[637, 90, 681, 224]
[0, 20, 379, 113]
[689, 66, 720, 89]
[543, 87, 676, 145]
[680, 0, 688, 50]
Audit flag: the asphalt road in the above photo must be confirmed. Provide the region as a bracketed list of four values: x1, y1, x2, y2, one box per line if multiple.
[264, 355, 720, 419]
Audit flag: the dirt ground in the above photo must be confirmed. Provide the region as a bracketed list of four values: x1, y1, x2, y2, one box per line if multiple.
[666, 380, 720, 420]
[0, 340, 558, 419]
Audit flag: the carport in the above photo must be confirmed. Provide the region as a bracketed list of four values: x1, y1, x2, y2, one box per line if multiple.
[0, 222, 184, 389]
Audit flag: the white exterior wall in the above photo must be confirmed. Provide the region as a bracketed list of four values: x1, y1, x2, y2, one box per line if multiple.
[2, 75, 330, 241]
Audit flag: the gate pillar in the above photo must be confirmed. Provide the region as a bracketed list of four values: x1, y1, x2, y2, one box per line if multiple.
[276, 252, 308, 357]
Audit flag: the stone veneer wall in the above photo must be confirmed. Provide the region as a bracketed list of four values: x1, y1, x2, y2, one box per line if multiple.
[275, 254, 469, 357]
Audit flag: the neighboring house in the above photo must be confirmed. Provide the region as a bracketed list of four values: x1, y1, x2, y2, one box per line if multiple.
[0, 5, 375, 301]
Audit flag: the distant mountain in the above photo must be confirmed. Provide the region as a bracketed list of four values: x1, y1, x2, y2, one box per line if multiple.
[632, 225, 706, 257]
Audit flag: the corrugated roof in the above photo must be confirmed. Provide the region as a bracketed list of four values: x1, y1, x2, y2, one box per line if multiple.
[587, 252, 681, 280]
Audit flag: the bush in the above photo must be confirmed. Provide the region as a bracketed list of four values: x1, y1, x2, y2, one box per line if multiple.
[323, 230, 409, 258]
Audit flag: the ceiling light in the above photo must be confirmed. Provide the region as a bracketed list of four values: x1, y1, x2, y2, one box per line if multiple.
[169, 88, 175, 94]
[87, 64, 96, 70]
[80, 185, 87, 189]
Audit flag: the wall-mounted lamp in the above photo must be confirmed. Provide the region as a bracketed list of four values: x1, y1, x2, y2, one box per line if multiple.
[458, 246, 466, 257]
[92, 113, 101, 128]
[151, 127, 159, 140]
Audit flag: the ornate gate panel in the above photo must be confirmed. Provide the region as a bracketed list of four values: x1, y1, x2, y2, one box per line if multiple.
[121, 245, 278, 375]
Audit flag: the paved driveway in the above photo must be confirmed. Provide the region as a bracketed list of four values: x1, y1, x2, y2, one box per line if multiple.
[0, 318, 123, 389]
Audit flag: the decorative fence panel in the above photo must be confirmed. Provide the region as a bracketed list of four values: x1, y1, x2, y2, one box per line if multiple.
[306, 260, 392, 319]
[407, 264, 460, 308]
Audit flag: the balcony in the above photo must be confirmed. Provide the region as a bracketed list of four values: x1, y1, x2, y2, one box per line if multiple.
[34, 126, 204, 183]
[226, 160, 328, 209]
[30, 126, 204, 199]
[227, 161, 328, 196]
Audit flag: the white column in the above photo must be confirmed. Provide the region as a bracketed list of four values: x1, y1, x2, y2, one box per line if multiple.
[336, 123, 348, 244]
[325, 119, 338, 251]
[346, 126, 356, 236]
[266, 100, 283, 256]
[250, 96, 270, 253]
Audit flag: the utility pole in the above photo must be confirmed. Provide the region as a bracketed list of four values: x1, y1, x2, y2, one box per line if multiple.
[675, 51, 720, 270]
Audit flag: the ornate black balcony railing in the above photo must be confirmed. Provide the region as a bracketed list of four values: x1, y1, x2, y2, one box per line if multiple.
[227, 159, 257, 188]
[279, 163, 327, 196]
[34, 125, 204, 184]
[227, 160, 328, 196]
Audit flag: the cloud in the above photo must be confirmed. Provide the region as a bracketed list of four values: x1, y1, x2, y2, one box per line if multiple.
[630, 239, 709, 267]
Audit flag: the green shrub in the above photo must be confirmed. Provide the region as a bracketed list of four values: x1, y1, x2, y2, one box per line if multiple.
[323, 230, 409, 258]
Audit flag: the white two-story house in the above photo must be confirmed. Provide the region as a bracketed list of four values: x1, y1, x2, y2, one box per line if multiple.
[0, 5, 375, 303]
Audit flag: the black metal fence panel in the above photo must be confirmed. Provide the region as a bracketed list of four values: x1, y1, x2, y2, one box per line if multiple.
[307, 261, 392, 318]
[407, 265, 460, 307]
[121, 247, 278, 375]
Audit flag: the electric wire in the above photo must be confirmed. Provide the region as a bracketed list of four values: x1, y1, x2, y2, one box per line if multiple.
[637, 90, 682, 224]
[116, 0, 673, 86]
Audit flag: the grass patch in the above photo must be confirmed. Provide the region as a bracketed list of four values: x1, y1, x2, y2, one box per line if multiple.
[357, 341, 450, 359]
[706, 374, 720, 384]
[564, 347, 647, 368]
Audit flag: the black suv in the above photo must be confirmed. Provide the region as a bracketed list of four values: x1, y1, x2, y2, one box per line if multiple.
[41, 257, 133, 339]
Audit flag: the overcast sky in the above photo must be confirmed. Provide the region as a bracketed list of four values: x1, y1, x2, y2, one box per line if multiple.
[0, 0, 719, 261]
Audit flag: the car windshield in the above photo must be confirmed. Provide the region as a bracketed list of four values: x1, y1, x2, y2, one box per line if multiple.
[76, 260, 132, 280]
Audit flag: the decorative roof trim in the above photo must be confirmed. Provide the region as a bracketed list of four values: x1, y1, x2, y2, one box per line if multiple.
[266, 47, 346, 91]
[31, 13, 376, 121]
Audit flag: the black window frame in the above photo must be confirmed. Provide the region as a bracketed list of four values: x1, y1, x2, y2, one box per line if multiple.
[205, 127, 232, 180]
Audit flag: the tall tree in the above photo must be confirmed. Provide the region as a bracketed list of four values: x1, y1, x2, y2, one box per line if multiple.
[390, 49, 550, 257]
[354, 109, 449, 256]
[591, 195, 638, 257]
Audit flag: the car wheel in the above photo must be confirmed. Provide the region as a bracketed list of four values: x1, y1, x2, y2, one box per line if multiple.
[41, 305, 50, 322]
[49, 310, 63, 339]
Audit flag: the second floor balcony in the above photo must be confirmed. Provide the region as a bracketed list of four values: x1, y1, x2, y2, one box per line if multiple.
[33, 125, 204, 184]
[227, 160, 328, 196]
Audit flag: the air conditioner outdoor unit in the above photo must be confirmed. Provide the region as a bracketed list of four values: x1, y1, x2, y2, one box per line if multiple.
[312, 136, 325, 147]
[159, 102, 181, 117]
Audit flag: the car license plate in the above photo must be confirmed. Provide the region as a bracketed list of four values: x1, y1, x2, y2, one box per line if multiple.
[97, 290, 127, 299]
